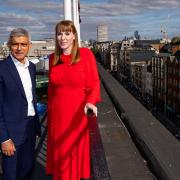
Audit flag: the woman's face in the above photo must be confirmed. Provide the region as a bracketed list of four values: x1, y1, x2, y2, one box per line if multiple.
[57, 31, 75, 54]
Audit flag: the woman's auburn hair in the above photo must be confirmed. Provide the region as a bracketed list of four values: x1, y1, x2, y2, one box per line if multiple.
[53, 20, 80, 66]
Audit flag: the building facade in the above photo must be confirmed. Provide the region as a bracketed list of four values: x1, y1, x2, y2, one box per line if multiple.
[97, 24, 108, 42]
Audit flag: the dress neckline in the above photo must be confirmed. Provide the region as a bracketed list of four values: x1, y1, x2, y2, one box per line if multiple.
[61, 53, 71, 64]
[62, 53, 71, 57]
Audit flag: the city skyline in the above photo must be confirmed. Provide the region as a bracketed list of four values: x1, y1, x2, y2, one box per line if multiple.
[0, 0, 180, 44]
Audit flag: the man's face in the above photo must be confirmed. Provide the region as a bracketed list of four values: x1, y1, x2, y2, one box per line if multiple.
[10, 36, 31, 63]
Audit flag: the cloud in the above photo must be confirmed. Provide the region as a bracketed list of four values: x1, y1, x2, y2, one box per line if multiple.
[0, 0, 63, 43]
[1, 0, 63, 13]
[0, 0, 180, 43]
[80, 0, 180, 40]
[0, 13, 42, 26]
[81, 0, 180, 18]
[81, 3, 140, 17]
[108, 0, 180, 10]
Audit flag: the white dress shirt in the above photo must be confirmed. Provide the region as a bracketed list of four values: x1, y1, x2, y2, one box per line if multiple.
[11, 54, 35, 116]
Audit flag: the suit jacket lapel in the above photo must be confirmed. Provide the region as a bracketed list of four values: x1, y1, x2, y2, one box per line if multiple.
[6, 56, 26, 99]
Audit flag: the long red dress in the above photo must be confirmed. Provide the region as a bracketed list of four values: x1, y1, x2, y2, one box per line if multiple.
[46, 48, 101, 180]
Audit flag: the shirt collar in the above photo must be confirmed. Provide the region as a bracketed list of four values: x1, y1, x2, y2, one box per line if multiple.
[10, 53, 29, 68]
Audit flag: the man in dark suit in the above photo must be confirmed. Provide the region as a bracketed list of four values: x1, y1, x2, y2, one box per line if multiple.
[0, 28, 41, 180]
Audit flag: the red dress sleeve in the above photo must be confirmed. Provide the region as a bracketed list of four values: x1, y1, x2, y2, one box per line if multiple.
[84, 48, 101, 105]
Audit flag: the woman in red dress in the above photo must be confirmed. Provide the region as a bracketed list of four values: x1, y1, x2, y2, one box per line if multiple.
[46, 20, 101, 180]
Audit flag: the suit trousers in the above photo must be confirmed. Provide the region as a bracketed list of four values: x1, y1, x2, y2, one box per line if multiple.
[2, 116, 36, 180]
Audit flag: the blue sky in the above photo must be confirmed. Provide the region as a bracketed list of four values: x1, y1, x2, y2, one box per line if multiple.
[0, 0, 180, 44]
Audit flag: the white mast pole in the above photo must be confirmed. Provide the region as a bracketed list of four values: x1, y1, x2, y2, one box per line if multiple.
[64, 0, 72, 20]
[73, 0, 77, 25]
[73, 0, 81, 46]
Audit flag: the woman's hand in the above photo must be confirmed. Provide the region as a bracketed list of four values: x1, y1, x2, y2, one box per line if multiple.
[84, 103, 97, 117]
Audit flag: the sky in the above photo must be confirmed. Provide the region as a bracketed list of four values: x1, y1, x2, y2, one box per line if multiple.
[0, 0, 180, 44]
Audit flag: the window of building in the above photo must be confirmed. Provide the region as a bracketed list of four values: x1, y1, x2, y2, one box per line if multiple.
[173, 90, 177, 97]
[161, 71, 164, 79]
[169, 78, 172, 85]
[175, 80, 178, 87]
[169, 67, 172, 74]
[161, 59, 164, 68]
[154, 59, 157, 66]
[168, 88, 172, 95]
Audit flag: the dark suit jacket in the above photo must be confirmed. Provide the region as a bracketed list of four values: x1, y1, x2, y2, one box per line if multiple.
[0, 55, 41, 146]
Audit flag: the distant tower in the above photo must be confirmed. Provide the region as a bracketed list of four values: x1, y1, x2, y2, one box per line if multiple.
[97, 24, 108, 42]
[134, 30, 140, 40]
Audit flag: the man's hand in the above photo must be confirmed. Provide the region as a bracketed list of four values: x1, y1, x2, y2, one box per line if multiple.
[1, 139, 16, 156]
